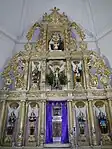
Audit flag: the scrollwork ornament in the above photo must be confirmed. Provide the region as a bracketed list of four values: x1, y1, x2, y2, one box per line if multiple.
[86, 52, 112, 89]
[26, 22, 40, 41]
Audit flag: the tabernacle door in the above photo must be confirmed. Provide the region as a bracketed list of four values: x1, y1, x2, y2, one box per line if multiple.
[52, 104, 62, 143]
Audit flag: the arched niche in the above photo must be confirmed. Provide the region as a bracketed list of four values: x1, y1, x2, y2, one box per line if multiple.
[3, 102, 20, 145]
[25, 101, 40, 146]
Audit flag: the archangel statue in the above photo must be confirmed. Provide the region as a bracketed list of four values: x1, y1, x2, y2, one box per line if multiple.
[32, 61, 41, 89]
[7, 111, 16, 135]
[78, 111, 86, 135]
[71, 61, 82, 87]
[98, 111, 108, 134]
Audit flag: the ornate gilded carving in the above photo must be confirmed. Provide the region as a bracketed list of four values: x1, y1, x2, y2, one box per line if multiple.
[71, 22, 85, 41]
[85, 51, 111, 89]
[2, 52, 27, 90]
[26, 22, 40, 41]
[1, 7, 112, 148]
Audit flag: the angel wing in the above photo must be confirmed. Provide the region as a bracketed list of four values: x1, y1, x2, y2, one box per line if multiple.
[59, 62, 65, 73]
[71, 61, 77, 72]
[28, 104, 32, 117]
[14, 106, 20, 118]
[78, 61, 82, 70]
[38, 62, 41, 71]
[49, 65, 55, 73]
[32, 62, 36, 72]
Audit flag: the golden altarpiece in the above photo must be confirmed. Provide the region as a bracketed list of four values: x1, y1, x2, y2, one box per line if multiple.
[0, 7, 112, 149]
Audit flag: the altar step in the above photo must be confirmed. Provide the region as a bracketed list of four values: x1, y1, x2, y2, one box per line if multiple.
[44, 143, 70, 148]
[0, 146, 112, 149]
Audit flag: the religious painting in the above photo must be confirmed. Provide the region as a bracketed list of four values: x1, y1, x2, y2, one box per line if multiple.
[48, 32, 64, 51]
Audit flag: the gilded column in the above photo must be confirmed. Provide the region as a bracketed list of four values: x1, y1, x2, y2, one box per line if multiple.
[67, 100, 73, 135]
[86, 101, 92, 145]
[24, 59, 29, 90]
[73, 105, 77, 145]
[88, 99, 97, 145]
[17, 100, 26, 146]
[24, 101, 29, 145]
[27, 60, 32, 90]
[40, 59, 46, 91]
[67, 100, 74, 146]
[83, 56, 90, 89]
[107, 99, 112, 131]
[40, 100, 46, 147]
[66, 58, 73, 89]
[0, 100, 6, 144]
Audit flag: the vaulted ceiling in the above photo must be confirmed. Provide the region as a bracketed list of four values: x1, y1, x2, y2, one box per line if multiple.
[0, 0, 112, 41]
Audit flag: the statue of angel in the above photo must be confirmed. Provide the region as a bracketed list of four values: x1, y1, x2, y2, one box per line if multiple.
[71, 61, 82, 84]
[32, 61, 41, 89]
[7, 104, 19, 135]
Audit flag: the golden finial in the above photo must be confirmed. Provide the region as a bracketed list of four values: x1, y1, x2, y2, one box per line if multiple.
[50, 7, 60, 12]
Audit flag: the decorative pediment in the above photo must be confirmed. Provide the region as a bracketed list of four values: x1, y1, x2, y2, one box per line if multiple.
[42, 7, 70, 26]
[26, 7, 85, 42]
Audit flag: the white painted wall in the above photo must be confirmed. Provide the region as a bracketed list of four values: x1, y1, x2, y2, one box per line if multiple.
[98, 32, 112, 67]
[0, 33, 15, 89]
[0, 34, 15, 70]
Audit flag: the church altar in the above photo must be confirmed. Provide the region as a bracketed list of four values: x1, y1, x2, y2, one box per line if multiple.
[0, 7, 112, 149]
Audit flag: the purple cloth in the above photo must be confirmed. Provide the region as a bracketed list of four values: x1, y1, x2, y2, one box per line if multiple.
[61, 101, 69, 143]
[46, 102, 53, 143]
[46, 101, 69, 144]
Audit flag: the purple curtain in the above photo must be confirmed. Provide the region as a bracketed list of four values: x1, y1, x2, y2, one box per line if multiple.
[46, 101, 69, 144]
[46, 102, 53, 143]
[61, 101, 69, 143]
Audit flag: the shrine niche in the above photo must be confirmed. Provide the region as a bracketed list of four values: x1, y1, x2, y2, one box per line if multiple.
[4, 102, 19, 145]
[71, 60, 83, 88]
[46, 60, 67, 90]
[94, 101, 111, 145]
[31, 61, 41, 90]
[48, 32, 64, 51]
[25, 102, 39, 146]
[74, 101, 89, 146]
